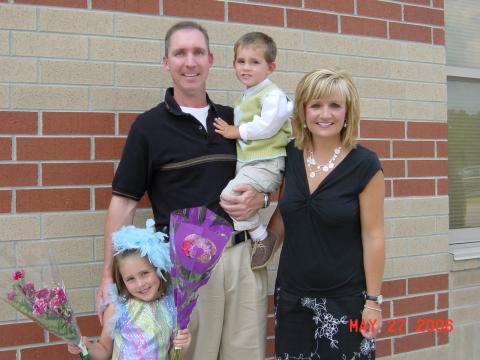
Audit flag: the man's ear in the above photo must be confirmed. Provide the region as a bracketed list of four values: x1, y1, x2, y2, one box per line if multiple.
[163, 56, 169, 71]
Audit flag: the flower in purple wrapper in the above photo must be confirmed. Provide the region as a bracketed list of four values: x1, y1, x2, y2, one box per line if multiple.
[182, 234, 217, 263]
[12, 270, 24, 281]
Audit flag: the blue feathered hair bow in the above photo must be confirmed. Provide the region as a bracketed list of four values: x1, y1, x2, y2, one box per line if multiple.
[112, 219, 172, 278]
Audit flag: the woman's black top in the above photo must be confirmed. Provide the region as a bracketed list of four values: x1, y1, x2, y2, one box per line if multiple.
[277, 141, 382, 298]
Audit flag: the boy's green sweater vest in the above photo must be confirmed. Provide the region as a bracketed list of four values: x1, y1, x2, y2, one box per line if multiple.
[234, 82, 292, 162]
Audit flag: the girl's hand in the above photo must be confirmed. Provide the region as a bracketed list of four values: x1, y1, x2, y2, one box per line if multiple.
[172, 329, 191, 350]
[360, 303, 383, 339]
[214, 117, 240, 139]
[67, 336, 90, 355]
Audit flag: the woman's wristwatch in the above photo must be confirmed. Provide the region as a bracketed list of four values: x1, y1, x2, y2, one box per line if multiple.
[365, 293, 383, 305]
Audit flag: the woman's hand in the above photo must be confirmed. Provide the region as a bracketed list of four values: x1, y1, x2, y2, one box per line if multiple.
[360, 302, 383, 339]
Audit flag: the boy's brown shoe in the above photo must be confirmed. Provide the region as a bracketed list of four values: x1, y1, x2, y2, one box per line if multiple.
[250, 231, 279, 270]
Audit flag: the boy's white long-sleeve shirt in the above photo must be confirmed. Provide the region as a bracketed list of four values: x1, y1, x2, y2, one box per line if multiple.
[237, 78, 293, 141]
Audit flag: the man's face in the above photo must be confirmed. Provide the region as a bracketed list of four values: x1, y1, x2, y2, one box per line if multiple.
[163, 28, 213, 100]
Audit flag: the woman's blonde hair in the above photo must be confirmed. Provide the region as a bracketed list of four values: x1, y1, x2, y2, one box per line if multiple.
[293, 68, 360, 151]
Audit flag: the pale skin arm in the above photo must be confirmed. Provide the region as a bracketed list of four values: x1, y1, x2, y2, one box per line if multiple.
[169, 329, 192, 359]
[213, 117, 241, 139]
[96, 195, 138, 323]
[358, 170, 385, 339]
[67, 305, 115, 360]
[220, 184, 265, 221]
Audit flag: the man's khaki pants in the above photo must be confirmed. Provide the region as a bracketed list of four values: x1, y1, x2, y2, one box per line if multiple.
[183, 240, 268, 360]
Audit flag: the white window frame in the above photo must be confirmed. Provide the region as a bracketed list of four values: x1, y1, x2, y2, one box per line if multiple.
[447, 67, 480, 260]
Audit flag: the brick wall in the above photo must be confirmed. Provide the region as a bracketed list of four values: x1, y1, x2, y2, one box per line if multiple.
[0, 1, 455, 359]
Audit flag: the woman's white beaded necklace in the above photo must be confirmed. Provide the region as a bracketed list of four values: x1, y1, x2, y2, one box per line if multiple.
[306, 147, 342, 178]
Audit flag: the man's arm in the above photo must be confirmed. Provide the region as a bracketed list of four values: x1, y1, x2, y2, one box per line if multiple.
[96, 194, 138, 323]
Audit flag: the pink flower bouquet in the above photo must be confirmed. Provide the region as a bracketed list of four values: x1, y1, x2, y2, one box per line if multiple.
[3, 269, 91, 359]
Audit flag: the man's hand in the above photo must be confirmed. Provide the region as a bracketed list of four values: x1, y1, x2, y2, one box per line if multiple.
[220, 184, 264, 220]
[214, 117, 240, 139]
[96, 275, 113, 325]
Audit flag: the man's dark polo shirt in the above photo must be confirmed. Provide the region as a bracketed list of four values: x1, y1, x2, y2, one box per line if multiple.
[112, 88, 236, 229]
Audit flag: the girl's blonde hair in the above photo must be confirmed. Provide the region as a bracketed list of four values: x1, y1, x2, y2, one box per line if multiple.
[293, 68, 360, 151]
[113, 249, 168, 300]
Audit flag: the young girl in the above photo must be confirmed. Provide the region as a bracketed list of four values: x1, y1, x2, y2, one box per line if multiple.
[68, 220, 191, 359]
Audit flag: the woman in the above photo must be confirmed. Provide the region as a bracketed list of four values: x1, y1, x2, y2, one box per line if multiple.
[270, 69, 385, 360]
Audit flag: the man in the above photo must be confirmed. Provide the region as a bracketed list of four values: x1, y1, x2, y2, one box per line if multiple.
[96, 21, 268, 360]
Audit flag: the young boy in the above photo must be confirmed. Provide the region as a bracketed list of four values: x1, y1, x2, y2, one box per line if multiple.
[214, 32, 292, 270]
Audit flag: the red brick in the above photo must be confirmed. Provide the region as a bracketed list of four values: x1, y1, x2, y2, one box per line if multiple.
[17, 137, 90, 160]
[394, 331, 435, 353]
[94, 137, 126, 160]
[397, 0, 430, 4]
[0, 164, 37, 187]
[92, 0, 158, 14]
[305, 0, 354, 13]
[0, 350, 16, 360]
[94, 186, 112, 210]
[389, 22, 432, 43]
[381, 300, 391, 319]
[437, 329, 449, 345]
[0, 322, 44, 347]
[268, 294, 275, 314]
[251, 0, 302, 6]
[383, 279, 406, 298]
[437, 292, 448, 309]
[43, 162, 114, 186]
[14, 0, 86, 8]
[394, 294, 435, 316]
[376, 338, 392, 357]
[359, 140, 391, 158]
[408, 274, 448, 294]
[266, 337, 275, 357]
[408, 160, 448, 177]
[43, 112, 114, 135]
[20, 344, 77, 360]
[393, 179, 435, 196]
[358, 0, 401, 20]
[229, 3, 284, 27]
[164, 0, 224, 21]
[433, 28, 445, 45]
[267, 316, 275, 337]
[433, 0, 444, 8]
[437, 178, 448, 195]
[360, 120, 405, 139]
[381, 159, 405, 178]
[393, 141, 434, 158]
[0, 190, 12, 213]
[384, 179, 392, 197]
[287, 9, 337, 32]
[408, 122, 447, 139]
[0, 138, 11, 160]
[407, 310, 448, 333]
[0, 111, 37, 134]
[404, 5, 444, 26]
[341, 16, 387, 38]
[119, 113, 140, 135]
[16, 188, 90, 212]
[436, 141, 447, 157]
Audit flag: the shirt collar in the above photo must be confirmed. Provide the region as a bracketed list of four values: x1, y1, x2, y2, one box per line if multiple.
[164, 87, 219, 116]
[243, 78, 272, 99]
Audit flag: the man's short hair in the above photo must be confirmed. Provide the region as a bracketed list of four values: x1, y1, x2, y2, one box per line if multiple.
[164, 21, 210, 55]
[234, 32, 277, 63]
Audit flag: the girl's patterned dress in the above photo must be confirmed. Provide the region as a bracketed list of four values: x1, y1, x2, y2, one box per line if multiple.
[109, 292, 176, 360]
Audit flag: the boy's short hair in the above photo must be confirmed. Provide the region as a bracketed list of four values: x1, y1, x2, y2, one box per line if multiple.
[234, 32, 277, 63]
[293, 68, 360, 151]
[164, 21, 210, 55]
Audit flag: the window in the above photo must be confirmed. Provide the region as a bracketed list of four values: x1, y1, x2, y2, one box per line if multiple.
[446, 0, 480, 259]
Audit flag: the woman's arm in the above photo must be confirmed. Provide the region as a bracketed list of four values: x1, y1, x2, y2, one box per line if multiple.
[267, 179, 286, 242]
[359, 170, 385, 339]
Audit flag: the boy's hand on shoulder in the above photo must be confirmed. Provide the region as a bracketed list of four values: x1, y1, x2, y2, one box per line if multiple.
[214, 117, 240, 139]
